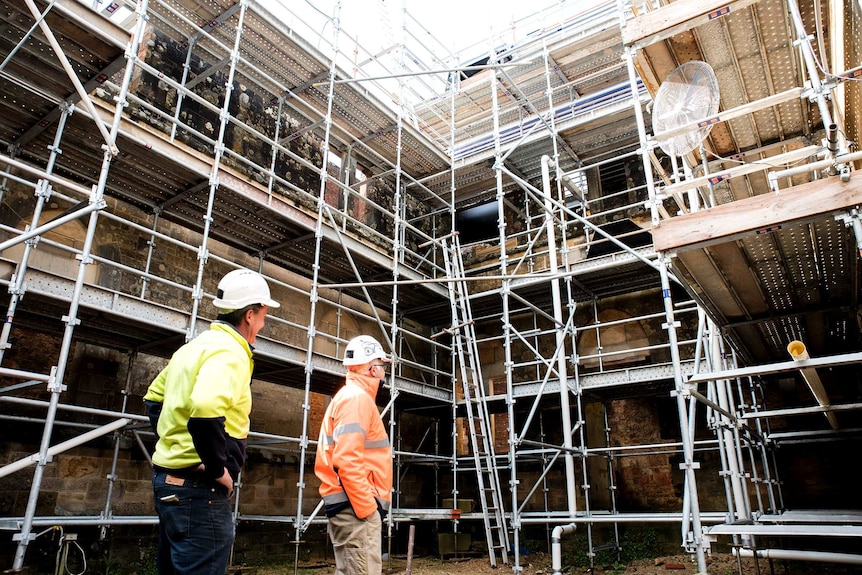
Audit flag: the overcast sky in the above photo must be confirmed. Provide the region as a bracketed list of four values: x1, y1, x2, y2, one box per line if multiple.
[322, 0, 571, 57]
[287, 0, 608, 107]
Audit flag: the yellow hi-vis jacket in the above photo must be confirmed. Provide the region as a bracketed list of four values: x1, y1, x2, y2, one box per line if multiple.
[315, 371, 392, 520]
[144, 322, 253, 481]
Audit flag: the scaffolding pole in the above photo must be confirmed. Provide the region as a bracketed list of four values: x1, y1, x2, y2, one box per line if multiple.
[293, 0, 342, 565]
[10, 0, 151, 563]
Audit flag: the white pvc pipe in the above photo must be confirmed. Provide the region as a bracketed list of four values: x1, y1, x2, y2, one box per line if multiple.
[788, 340, 812, 361]
[787, 341, 839, 429]
[734, 548, 862, 565]
[542, 155, 578, 518]
[551, 523, 577, 575]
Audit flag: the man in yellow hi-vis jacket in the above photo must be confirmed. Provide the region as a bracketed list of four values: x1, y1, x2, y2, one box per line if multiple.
[144, 268, 279, 575]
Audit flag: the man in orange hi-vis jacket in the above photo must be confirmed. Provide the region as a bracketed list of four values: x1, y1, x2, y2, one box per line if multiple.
[315, 335, 393, 575]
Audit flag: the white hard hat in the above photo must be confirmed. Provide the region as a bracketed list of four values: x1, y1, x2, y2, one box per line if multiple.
[212, 269, 280, 311]
[343, 335, 391, 366]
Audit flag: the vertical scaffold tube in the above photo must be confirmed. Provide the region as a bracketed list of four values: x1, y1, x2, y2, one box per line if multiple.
[294, 1, 342, 565]
[541, 155, 578, 518]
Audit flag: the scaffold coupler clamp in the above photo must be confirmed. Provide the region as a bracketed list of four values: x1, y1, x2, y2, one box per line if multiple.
[47, 365, 65, 393]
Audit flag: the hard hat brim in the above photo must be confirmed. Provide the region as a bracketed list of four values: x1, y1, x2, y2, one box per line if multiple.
[342, 355, 392, 366]
[213, 296, 280, 309]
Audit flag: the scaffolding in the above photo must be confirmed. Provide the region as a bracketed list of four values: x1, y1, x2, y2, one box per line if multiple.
[1, 0, 861, 573]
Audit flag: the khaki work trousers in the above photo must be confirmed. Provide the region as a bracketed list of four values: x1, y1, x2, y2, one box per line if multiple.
[327, 509, 383, 575]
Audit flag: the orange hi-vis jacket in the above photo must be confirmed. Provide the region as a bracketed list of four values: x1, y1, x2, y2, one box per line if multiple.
[315, 371, 392, 520]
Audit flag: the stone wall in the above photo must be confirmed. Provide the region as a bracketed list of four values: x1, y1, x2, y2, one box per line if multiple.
[0, 339, 330, 571]
[0, 173, 388, 353]
[0, 21, 723, 573]
[121, 26, 442, 258]
[607, 397, 680, 511]
[0, 176, 715, 569]
[128, 29, 322, 205]
[0, 320, 726, 571]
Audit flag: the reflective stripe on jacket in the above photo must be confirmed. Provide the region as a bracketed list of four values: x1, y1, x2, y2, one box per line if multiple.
[144, 321, 253, 478]
[315, 371, 392, 520]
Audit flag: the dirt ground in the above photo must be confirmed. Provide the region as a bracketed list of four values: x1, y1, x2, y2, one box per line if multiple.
[249, 552, 862, 575]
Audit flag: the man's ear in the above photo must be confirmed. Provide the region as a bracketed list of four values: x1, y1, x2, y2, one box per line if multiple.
[242, 307, 256, 324]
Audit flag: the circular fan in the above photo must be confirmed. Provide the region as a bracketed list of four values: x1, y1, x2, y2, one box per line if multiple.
[651, 61, 720, 157]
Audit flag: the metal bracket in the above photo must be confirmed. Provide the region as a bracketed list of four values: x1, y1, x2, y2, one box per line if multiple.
[8, 276, 27, 297]
[46, 366, 65, 393]
[35, 179, 53, 198]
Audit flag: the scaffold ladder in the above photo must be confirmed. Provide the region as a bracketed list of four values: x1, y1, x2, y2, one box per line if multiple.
[441, 234, 509, 567]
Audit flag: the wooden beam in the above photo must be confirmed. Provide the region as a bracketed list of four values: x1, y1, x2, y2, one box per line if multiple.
[54, 0, 129, 49]
[653, 173, 862, 253]
[622, 0, 760, 49]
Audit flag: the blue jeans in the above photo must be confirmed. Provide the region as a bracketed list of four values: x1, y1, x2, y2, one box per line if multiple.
[153, 471, 234, 575]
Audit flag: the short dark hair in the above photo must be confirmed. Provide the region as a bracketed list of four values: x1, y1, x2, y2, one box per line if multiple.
[217, 303, 263, 326]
